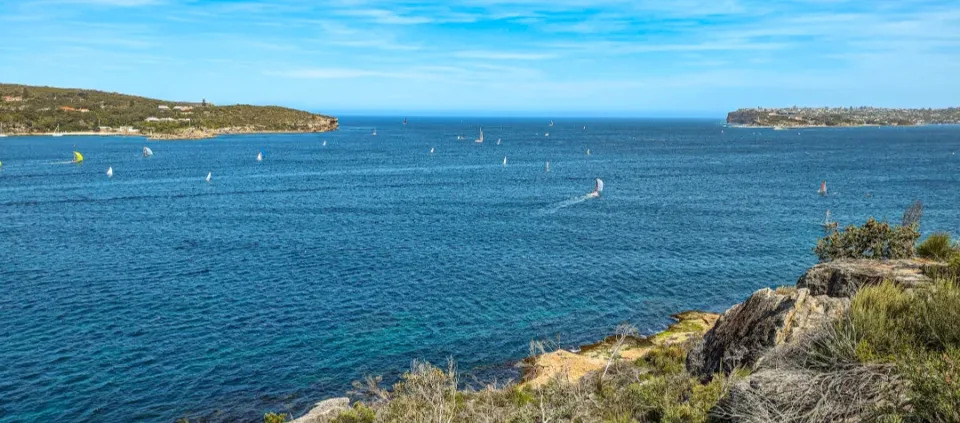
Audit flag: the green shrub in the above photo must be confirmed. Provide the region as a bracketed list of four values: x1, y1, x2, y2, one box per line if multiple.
[263, 412, 287, 423]
[332, 403, 376, 423]
[900, 347, 960, 422]
[814, 217, 919, 262]
[638, 344, 687, 375]
[916, 233, 957, 261]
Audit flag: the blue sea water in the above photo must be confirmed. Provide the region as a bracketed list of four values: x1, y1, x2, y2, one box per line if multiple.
[1, 118, 959, 422]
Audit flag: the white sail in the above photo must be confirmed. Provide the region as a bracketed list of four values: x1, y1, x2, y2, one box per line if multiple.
[475, 127, 483, 143]
[549, 120, 554, 127]
[825, 210, 832, 225]
[256, 151, 263, 162]
[206, 172, 212, 183]
[545, 161, 550, 172]
[106, 167, 113, 178]
[430, 147, 435, 154]
[372, 128, 377, 136]
[544, 132, 550, 137]
[502, 156, 507, 166]
[496, 138, 501, 145]
[586, 149, 591, 156]
[595, 178, 604, 193]
[53, 124, 63, 137]
[143, 146, 153, 157]
[322, 140, 327, 147]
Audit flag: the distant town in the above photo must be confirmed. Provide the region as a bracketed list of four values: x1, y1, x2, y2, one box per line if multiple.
[727, 106, 960, 128]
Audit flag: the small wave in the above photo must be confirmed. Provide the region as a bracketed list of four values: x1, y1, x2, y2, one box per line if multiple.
[538, 193, 598, 215]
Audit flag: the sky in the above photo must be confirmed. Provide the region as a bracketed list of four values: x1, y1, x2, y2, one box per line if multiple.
[1, 0, 959, 117]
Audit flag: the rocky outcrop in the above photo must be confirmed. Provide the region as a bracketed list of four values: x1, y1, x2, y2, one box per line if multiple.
[796, 259, 932, 297]
[687, 288, 848, 379]
[290, 397, 350, 423]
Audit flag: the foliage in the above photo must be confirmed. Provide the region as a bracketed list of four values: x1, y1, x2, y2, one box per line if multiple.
[814, 217, 920, 262]
[902, 200, 924, 227]
[332, 403, 376, 423]
[335, 341, 736, 423]
[263, 412, 288, 423]
[916, 233, 958, 262]
[0, 83, 335, 135]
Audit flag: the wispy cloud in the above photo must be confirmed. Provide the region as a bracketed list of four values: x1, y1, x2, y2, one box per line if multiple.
[454, 50, 558, 60]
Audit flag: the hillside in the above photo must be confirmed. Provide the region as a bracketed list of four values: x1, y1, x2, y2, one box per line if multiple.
[727, 106, 960, 127]
[0, 83, 337, 139]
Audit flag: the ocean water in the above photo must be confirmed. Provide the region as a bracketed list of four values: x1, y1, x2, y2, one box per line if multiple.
[1, 118, 959, 422]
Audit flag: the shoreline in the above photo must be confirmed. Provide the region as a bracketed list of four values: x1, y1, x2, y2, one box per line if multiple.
[0, 128, 336, 140]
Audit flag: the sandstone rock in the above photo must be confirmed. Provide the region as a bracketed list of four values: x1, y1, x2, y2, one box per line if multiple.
[796, 259, 933, 298]
[687, 288, 848, 379]
[290, 397, 350, 423]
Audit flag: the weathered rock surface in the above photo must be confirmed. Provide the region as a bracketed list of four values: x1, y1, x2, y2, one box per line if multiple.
[290, 397, 350, 423]
[687, 288, 848, 379]
[796, 259, 932, 297]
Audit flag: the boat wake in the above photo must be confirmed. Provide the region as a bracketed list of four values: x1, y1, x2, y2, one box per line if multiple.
[539, 193, 598, 215]
[49, 161, 76, 165]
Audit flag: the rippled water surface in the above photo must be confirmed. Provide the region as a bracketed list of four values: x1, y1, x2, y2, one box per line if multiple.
[2, 118, 960, 422]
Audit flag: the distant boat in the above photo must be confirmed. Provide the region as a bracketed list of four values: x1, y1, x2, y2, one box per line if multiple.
[496, 138, 501, 145]
[475, 127, 484, 143]
[322, 140, 327, 147]
[205, 172, 212, 183]
[818, 180, 827, 196]
[403, 117, 408, 126]
[549, 120, 554, 127]
[544, 132, 550, 137]
[583, 125, 586, 130]
[143, 146, 153, 157]
[72, 151, 84, 163]
[502, 156, 507, 166]
[586, 149, 591, 156]
[0, 123, 6, 137]
[430, 147, 435, 154]
[256, 151, 263, 162]
[545, 161, 550, 172]
[106, 166, 113, 178]
[372, 128, 377, 136]
[591, 178, 604, 197]
[824, 210, 832, 226]
[53, 124, 63, 137]
[457, 135, 464, 140]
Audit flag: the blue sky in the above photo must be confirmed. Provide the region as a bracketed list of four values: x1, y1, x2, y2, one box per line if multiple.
[1, 0, 959, 116]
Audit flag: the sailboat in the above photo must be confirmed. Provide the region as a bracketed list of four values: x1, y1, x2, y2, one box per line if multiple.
[545, 161, 550, 172]
[403, 117, 408, 126]
[496, 138, 501, 145]
[818, 180, 827, 196]
[544, 132, 550, 137]
[72, 151, 84, 163]
[53, 124, 63, 137]
[205, 172, 212, 183]
[586, 149, 591, 156]
[106, 167, 113, 178]
[0, 123, 7, 137]
[143, 146, 153, 157]
[372, 128, 377, 136]
[322, 140, 327, 147]
[430, 147, 435, 154]
[256, 151, 263, 162]
[502, 156, 507, 166]
[475, 127, 484, 143]
[549, 120, 554, 127]
[590, 178, 604, 197]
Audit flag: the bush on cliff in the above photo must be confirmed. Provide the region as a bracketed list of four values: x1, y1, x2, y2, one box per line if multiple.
[916, 232, 958, 261]
[335, 343, 736, 423]
[718, 279, 960, 422]
[814, 217, 919, 262]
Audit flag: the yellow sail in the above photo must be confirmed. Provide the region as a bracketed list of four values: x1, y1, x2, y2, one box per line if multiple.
[73, 151, 84, 163]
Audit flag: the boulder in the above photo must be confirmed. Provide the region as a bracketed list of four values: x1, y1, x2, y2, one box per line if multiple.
[290, 397, 350, 423]
[796, 259, 933, 298]
[687, 287, 848, 379]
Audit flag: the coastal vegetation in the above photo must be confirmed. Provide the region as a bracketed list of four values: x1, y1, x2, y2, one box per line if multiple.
[727, 107, 960, 127]
[0, 83, 337, 139]
[279, 208, 960, 423]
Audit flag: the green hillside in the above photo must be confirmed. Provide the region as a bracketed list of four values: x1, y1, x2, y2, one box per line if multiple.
[0, 83, 337, 138]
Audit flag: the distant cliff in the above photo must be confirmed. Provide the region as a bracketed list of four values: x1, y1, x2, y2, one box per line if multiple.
[0, 83, 337, 139]
[727, 106, 960, 127]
